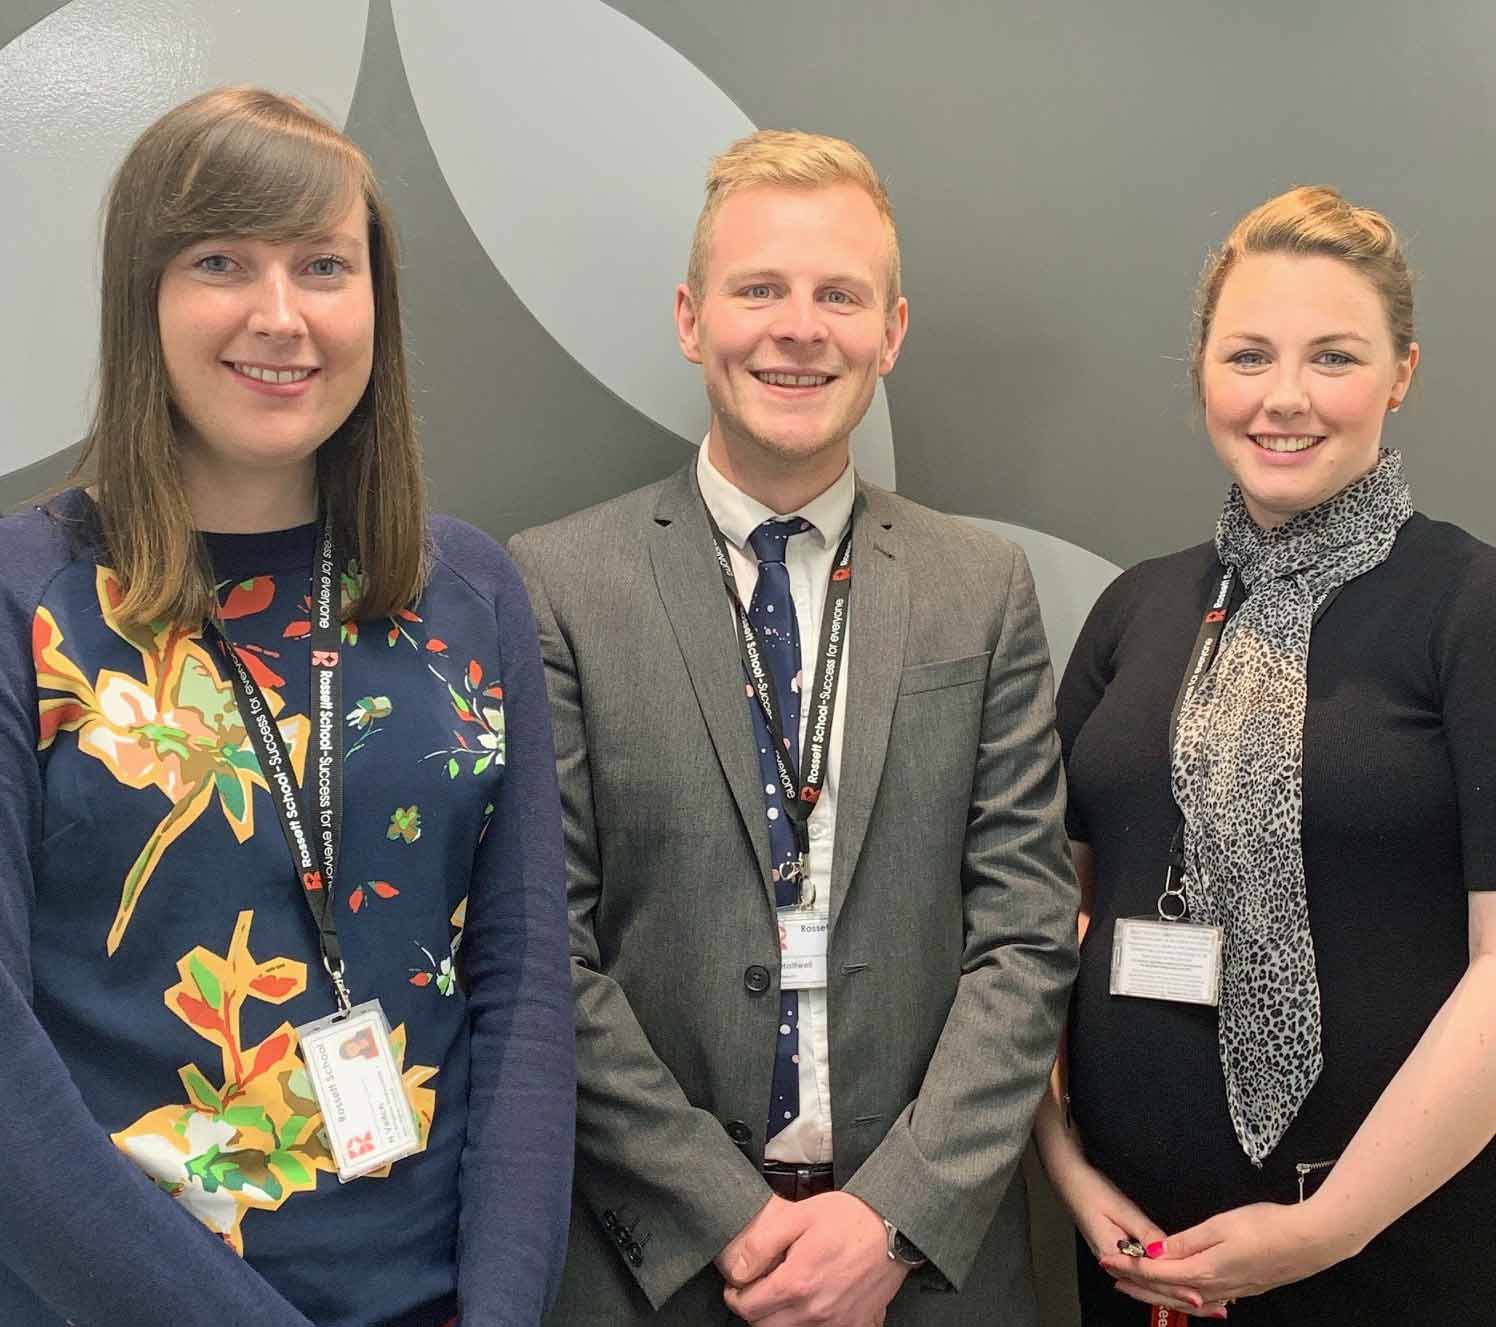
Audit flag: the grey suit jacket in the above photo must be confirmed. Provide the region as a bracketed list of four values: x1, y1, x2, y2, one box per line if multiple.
[509, 462, 1078, 1326]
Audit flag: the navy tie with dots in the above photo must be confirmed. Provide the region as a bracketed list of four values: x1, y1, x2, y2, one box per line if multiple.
[745, 517, 813, 1143]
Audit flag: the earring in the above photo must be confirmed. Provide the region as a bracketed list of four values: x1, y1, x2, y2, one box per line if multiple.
[1388, 398, 1402, 413]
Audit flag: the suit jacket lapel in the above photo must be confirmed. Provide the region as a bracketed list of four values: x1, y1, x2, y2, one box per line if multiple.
[649, 463, 774, 896]
[829, 483, 908, 934]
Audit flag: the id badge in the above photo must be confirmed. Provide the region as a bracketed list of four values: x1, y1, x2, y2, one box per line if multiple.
[294, 999, 423, 1181]
[1109, 916, 1223, 1006]
[779, 906, 829, 990]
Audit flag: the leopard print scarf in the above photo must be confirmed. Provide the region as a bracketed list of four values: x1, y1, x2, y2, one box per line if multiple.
[1172, 449, 1412, 1164]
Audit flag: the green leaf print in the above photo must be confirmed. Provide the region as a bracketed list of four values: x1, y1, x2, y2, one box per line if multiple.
[139, 722, 192, 762]
[270, 1150, 312, 1186]
[447, 758, 460, 780]
[473, 754, 492, 775]
[222, 1104, 270, 1132]
[211, 1158, 245, 1189]
[221, 743, 261, 774]
[217, 1149, 283, 1200]
[186, 1146, 224, 1192]
[214, 770, 246, 822]
[188, 957, 222, 1012]
[183, 1066, 224, 1113]
[279, 1113, 310, 1147]
[177, 653, 239, 734]
[282, 1068, 319, 1116]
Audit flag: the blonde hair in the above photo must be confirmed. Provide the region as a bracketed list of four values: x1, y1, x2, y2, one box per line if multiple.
[71, 86, 427, 627]
[1191, 185, 1414, 399]
[686, 129, 901, 308]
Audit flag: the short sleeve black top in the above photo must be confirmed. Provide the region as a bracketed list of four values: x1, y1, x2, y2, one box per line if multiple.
[1057, 513, 1496, 1315]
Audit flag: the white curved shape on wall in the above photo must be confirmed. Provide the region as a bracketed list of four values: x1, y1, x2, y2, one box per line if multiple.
[854, 384, 894, 490]
[958, 516, 1121, 673]
[391, 0, 896, 490]
[0, 0, 370, 478]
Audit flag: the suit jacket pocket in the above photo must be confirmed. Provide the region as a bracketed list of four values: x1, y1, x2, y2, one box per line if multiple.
[898, 651, 991, 696]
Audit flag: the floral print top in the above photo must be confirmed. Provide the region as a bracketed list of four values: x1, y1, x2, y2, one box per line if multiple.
[0, 491, 573, 1327]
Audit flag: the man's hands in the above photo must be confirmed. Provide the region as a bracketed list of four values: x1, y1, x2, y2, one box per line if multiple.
[716, 1195, 798, 1286]
[716, 1192, 909, 1326]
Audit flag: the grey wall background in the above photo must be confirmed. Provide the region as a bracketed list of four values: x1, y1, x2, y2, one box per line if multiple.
[6, 2, 1496, 1322]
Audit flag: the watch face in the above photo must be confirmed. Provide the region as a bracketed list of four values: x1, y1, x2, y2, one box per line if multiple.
[894, 1232, 926, 1266]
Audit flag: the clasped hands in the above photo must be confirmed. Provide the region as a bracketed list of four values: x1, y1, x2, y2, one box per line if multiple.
[1069, 1158, 1350, 1317]
[715, 1192, 910, 1327]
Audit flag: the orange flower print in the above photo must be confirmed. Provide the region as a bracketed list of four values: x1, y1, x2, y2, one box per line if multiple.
[114, 911, 436, 1254]
[34, 567, 311, 955]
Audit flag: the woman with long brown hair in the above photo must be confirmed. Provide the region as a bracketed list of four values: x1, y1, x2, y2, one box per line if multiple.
[0, 88, 573, 1326]
[1036, 186, 1496, 1323]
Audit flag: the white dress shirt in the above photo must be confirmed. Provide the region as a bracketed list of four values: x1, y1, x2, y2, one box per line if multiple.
[696, 444, 853, 1166]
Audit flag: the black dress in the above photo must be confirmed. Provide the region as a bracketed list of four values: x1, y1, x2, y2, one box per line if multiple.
[1056, 514, 1496, 1326]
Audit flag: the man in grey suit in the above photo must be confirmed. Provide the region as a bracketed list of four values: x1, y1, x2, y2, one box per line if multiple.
[509, 129, 1078, 1326]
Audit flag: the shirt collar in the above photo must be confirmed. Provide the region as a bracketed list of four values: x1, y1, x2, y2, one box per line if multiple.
[696, 441, 855, 552]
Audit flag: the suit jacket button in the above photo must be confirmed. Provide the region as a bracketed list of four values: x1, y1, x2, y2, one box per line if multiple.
[626, 1243, 644, 1267]
[726, 1119, 752, 1144]
[602, 1209, 618, 1231]
[744, 964, 770, 994]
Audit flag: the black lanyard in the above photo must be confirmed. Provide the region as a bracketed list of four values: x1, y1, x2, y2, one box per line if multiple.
[706, 509, 852, 883]
[1167, 568, 1239, 756]
[208, 521, 350, 1014]
[1161, 567, 1239, 914]
[1162, 565, 1341, 915]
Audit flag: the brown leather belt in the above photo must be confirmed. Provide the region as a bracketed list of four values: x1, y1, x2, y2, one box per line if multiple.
[762, 1162, 835, 1201]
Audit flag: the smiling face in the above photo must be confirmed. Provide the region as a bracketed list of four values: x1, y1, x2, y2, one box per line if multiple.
[1202, 252, 1418, 527]
[675, 183, 908, 503]
[157, 198, 375, 494]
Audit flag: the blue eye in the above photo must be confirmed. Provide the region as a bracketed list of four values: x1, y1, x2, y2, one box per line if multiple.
[744, 284, 774, 300]
[1229, 349, 1269, 367]
[823, 289, 853, 305]
[195, 253, 236, 274]
[1315, 350, 1356, 367]
[306, 255, 347, 277]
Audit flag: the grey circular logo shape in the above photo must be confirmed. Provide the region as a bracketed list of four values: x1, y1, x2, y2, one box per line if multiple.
[389, 0, 896, 487]
[958, 516, 1120, 670]
[3, 0, 1119, 667]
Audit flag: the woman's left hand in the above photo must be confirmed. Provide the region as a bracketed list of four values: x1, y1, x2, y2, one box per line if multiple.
[1098, 1201, 1351, 1304]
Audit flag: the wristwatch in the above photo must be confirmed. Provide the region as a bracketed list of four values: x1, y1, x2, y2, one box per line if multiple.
[882, 1218, 929, 1269]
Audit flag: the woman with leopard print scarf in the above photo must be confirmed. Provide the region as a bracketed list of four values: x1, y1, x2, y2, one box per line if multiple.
[1035, 186, 1496, 1324]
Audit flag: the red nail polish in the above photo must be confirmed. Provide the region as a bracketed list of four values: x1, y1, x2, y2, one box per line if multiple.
[1145, 1240, 1166, 1258]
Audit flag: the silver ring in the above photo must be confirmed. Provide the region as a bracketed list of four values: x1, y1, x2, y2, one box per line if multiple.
[1156, 892, 1188, 922]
